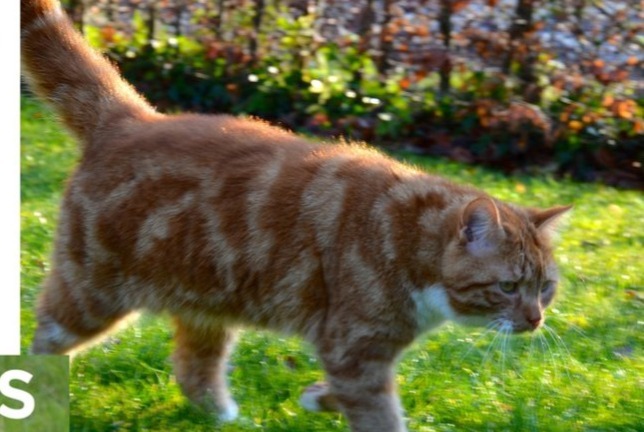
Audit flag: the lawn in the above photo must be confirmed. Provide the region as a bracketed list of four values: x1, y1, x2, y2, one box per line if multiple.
[20, 95, 643, 431]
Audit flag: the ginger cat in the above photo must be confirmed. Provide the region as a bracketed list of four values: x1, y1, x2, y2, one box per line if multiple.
[22, 1, 570, 430]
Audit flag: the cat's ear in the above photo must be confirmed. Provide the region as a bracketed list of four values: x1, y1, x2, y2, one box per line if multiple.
[529, 205, 572, 235]
[459, 197, 504, 256]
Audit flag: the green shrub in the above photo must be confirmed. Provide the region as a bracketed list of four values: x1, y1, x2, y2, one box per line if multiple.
[70, 2, 642, 188]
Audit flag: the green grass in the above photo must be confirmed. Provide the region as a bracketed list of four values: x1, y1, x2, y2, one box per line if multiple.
[20, 95, 643, 431]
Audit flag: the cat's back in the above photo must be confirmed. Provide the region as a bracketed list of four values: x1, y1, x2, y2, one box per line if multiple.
[79, 114, 311, 188]
[74, 113, 415, 209]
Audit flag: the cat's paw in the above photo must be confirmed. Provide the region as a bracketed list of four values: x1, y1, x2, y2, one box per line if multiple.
[217, 399, 239, 422]
[300, 382, 341, 412]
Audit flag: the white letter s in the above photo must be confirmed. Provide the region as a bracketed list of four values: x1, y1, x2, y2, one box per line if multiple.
[0, 369, 35, 419]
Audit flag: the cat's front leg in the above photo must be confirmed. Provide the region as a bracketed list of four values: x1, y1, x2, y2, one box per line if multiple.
[172, 316, 239, 422]
[317, 341, 407, 432]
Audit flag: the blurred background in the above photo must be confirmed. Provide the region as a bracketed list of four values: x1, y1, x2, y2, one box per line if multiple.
[55, 0, 642, 188]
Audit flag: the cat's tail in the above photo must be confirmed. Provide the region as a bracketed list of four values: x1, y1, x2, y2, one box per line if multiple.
[21, 0, 158, 146]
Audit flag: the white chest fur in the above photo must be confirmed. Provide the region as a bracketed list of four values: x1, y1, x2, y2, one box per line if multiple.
[411, 284, 455, 334]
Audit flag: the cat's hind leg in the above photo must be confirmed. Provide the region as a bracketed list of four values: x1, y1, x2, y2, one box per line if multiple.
[31, 269, 134, 355]
[300, 381, 341, 412]
[172, 316, 239, 422]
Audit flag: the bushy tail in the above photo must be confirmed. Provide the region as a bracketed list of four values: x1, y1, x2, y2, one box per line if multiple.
[21, 0, 157, 146]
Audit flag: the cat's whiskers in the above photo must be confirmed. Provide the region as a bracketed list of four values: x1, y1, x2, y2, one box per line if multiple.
[528, 327, 538, 360]
[537, 330, 560, 382]
[568, 325, 590, 340]
[459, 319, 503, 362]
[542, 324, 572, 359]
[499, 320, 514, 386]
[542, 324, 574, 381]
[546, 313, 591, 342]
[479, 319, 508, 370]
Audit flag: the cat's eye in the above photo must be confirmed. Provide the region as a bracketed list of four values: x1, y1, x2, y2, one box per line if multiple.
[541, 281, 555, 293]
[498, 281, 518, 294]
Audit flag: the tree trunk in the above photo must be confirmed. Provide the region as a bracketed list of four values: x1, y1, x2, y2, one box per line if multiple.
[352, 0, 375, 85]
[173, 0, 185, 39]
[378, 0, 395, 76]
[438, 0, 452, 94]
[504, 0, 539, 102]
[64, 0, 84, 34]
[105, 0, 113, 22]
[213, 0, 225, 40]
[146, 3, 156, 48]
[250, 0, 266, 65]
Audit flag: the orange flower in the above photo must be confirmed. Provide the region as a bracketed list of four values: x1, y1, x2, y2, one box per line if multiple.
[615, 100, 636, 120]
[101, 26, 116, 43]
[592, 59, 605, 68]
[568, 120, 583, 131]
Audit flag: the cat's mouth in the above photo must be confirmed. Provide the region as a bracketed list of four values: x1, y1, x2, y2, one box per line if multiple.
[481, 317, 544, 334]
[506, 319, 544, 334]
[453, 313, 544, 335]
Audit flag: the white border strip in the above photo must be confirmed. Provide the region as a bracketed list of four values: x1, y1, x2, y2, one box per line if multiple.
[1, 0, 21, 355]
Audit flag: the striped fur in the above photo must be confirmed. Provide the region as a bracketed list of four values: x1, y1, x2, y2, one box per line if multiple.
[22, 1, 571, 430]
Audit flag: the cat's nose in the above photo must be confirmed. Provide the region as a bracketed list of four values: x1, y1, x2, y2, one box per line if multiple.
[527, 316, 542, 329]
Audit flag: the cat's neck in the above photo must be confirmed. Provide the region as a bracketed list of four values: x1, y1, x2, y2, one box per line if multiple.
[410, 283, 453, 334]
[395, 190, 480, 335]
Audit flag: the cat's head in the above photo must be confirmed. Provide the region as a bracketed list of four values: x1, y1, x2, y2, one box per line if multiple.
[441, 197, 571, 333]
